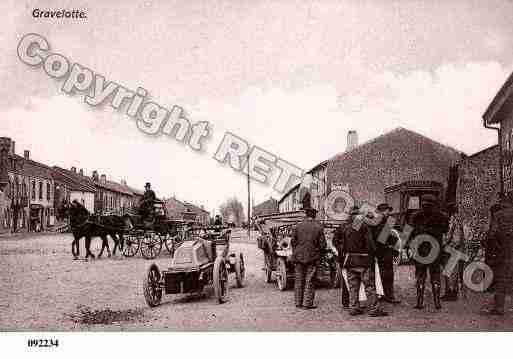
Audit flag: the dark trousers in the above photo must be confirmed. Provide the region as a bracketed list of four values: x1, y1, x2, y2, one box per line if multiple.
[377, 248, 395, 298]
[493, 261, 512, 312]
[294, 262, 317, 307]
[347, 266, 379, 310]
[415, 258, 441, 286]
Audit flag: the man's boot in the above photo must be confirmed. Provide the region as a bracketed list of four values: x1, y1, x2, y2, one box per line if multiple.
[414, 283, 425, 309]
[433, 283, 442, 310]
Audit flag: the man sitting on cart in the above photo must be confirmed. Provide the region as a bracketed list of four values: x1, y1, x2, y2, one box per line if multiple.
[139, 182, 157, 224]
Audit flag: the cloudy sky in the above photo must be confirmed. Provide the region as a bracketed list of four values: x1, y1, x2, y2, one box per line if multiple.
[1, 0, 512, 215]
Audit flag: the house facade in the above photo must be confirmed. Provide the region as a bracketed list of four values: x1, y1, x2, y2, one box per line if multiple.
[483, 71, 513, 197]
[0, 138, 55, 232]
[52, 166, 97, 215]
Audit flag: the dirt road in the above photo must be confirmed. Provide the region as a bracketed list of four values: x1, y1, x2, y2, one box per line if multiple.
[1, 232, 512, 331]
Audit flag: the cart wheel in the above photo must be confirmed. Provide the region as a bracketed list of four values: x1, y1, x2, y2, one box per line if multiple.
[123, 233, 140, 257]
[140, 232, 163, 259]
[164, 234, 177, 256]
[264, 253, 273, 283]
[213, 256, 229, 303]
[143, 263, 162, 307]
[276, 257, 288, 291]
[235, 253, 245, 288]
[331, 261, 342, 289]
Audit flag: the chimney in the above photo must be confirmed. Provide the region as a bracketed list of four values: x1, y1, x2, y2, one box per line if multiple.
[100, 174, 107, 183]
[10, 141, 15, 156]
[346, 130, 358, 151]
[24, 150, 30, 160]
[79, 169, 84, 176]
[71, 167, 77, 173]
[92, 170, 99, 182]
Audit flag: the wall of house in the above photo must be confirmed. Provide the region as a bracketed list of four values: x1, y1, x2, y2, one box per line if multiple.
[500, 110, 513, 194]
[457, 146, 500, 244]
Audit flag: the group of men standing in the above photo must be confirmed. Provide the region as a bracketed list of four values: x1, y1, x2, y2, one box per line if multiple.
[289, 193, 503, 316]
[290, 203, 401, 316]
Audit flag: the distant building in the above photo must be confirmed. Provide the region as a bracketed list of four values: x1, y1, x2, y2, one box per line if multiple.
[90, 170, 137, 215]
[253, 197, 279, 217]
[163, 196, 210, 225]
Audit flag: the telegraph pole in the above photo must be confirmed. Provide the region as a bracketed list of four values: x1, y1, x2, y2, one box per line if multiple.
[247, 154, 251, 240]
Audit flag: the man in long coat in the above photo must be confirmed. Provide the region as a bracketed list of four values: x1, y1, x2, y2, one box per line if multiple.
[291, 208, 326, 309]
[410, 194, 449, 310]
[483, 195, 513, 315]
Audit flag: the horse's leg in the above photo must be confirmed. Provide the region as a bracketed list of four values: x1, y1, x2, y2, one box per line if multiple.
[118, 232, 124, 253]
[110, 233, 119, 256]
[85, 236, 95, 260]
[72, 234, 79, 260]
[100, 235, 111, 258]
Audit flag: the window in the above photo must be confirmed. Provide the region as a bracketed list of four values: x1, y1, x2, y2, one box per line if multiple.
[46, 183, 51, 201]
[31, 181, 36, 200]
[39, 181, 43, 200]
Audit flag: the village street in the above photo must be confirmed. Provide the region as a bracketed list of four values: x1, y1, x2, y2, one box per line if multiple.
[1, 230, 512, 332]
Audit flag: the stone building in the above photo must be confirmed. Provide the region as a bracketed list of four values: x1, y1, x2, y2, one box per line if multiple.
[279, 128, 463, 219]
[456, 145, 500, 244]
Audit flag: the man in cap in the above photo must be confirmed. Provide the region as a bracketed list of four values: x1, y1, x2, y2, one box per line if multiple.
[335, 205, 388, 316]
[372, 203, 400, 304]
[291, 207, 326, 309]
[482, 194, 513, 315]
[409, 194, 449, 310]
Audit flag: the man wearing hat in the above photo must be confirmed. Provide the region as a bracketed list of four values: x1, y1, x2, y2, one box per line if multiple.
[410, 194, 449, 310]
[334, 205, 388, 316]
[139, 182, 157, 221]
[291, 207, 326, 309]
[372, 203, 400, 304]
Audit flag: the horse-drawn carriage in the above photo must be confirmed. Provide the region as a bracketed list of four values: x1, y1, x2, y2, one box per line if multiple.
[255, 210, 341, 291]
[122, 200, 190, 259]
[143, 224, 245, 307]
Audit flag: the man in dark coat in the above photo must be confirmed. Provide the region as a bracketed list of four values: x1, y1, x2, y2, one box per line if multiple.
[371, 203, 400, 304]
[139, 182, 156, 220]
[482, 196, 513, 315]
[336, 206, 388, 317]
[291, 208, 326, 309]
[409, 194, 449, 310]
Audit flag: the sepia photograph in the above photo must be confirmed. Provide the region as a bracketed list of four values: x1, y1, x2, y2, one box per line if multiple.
[1, 0, 513, 356]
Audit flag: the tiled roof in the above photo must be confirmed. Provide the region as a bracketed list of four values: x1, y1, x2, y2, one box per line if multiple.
[95, 179, 134, 196]
[52, 167, 96, 193]
[10, 155, 53, 180]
